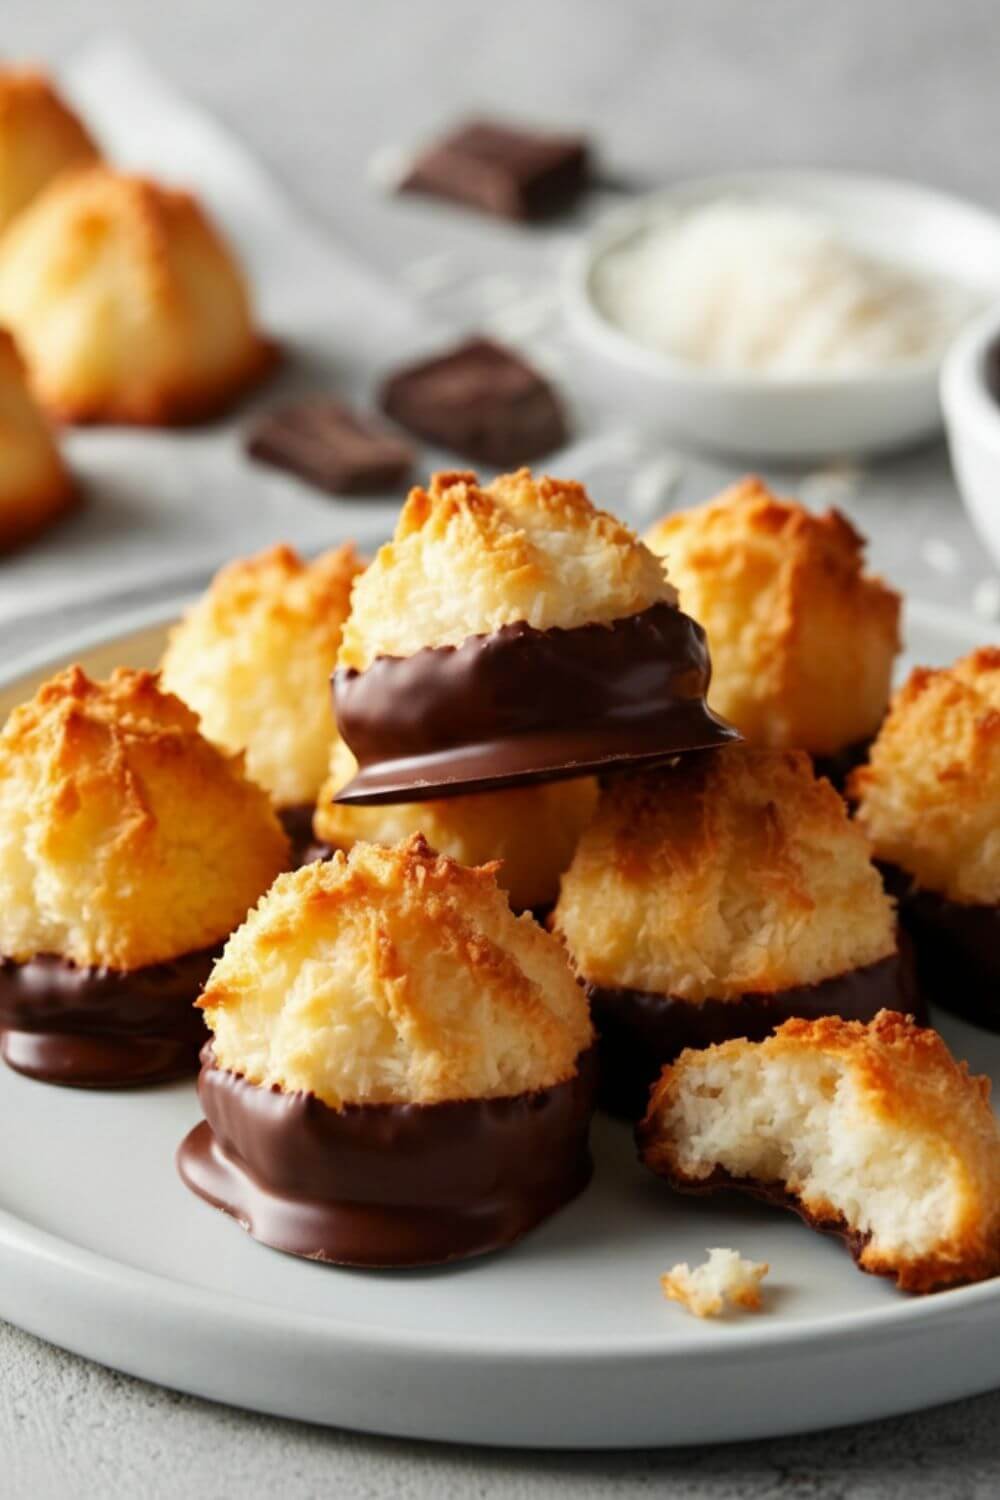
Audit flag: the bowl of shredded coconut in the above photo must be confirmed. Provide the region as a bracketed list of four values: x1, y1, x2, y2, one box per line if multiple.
[570, 171, 1000, 459]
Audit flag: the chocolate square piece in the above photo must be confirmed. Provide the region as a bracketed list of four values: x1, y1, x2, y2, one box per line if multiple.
[380, 337, 567, 468]
[246, 398, 413, 497]
[400, 119, 590, 221]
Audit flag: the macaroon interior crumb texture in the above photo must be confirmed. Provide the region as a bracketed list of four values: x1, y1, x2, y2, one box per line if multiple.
[338, 467, 676, 670]
[663, 1049, 954, 1261]
[661, 1247, 768, 1318]
[642, 1013, 1000, 1291]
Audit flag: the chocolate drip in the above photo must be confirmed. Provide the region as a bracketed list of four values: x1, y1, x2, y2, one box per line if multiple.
[0, 947, 216, 1087]
[332, 602, 737, 805]
[588, 948, 918, 1119]
[884, 865, 1000, 1029]
[177, 1045, 598, 1267]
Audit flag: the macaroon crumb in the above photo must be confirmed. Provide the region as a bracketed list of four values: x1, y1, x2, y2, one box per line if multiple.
[661, 1248, 769, 1318]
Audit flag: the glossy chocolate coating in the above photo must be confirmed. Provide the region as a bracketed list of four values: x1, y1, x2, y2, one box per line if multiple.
[885, 864, 1000, 1029]
[332, 602, 737, 804]
[589, 949, 917, 1119]
[177, 1045, 598, 1267]
[0, 948, 215, 1087]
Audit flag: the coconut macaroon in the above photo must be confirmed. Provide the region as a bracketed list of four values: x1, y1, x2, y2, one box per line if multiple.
[552, 746, 905, 1117]
[178, 835, 597, 1267]
[0, 667, 289, 1087]
[0, 328, 76, 551]
[0, 68, 99, 234]
[0, 165, 274, 424]
[645, 477, 900, 778]
[332, 468, 735, 803]
[313, 733, 598, 911]
[851, 649, 1000, 1025]
[161, 543, 364, 858]
[639, 1011, 1000, 1293]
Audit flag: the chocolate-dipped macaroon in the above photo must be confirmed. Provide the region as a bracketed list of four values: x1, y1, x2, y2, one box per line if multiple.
[645, 477, 900, 788]
[178, 835, 597, 1267]
[313, 733, 597, 913]
[639, 1011, 1000, 1293]
[552, 746, 911, 1118]
[161, 543, 364, 862]
[332, 468, 736, 805]
[0, 667, 288, 1086]
[851, 648, 1000, 1028]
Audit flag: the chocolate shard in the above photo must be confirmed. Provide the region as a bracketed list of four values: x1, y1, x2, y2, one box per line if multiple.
[379, 337, 567, 469]
[589, 946, 919, 1120]
[177, 1045, 598, 1268]
[246, 397, 413, 497]
[0, 947, 217, 1087]
[399, 119, 590, 222]
[332, 602, 738, 805]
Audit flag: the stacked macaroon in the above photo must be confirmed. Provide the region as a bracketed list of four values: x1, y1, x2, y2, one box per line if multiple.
[176, 464, 735, 1264]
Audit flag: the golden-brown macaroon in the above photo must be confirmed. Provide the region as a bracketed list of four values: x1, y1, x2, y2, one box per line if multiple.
[638, 1011, 1000, 1293]
[0, 666, 289, 1086]
[161, 543, 364, 855]
[645, 477, 901, 773]
[850, 649, 1000, 1025]
[333, 468, 734, 803]
[0, 68, 99, 233]
[0, 327, 76, 551]
[313, 733, 598, 912]
[552, 746, 907, 1116]
[0, 164, 274, 424]
[178, 835, 597, 1267]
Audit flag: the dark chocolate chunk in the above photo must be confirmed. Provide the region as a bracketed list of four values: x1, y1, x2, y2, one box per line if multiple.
[332, 601, 737, 805]
[380, 337, 567, 468]
[400, 119, 590, 221]
[590, 946, 919, 1120]
[0, 947, 216, 1087]
[177, 1044, 598, 1267]
[246, 397, 413, 497]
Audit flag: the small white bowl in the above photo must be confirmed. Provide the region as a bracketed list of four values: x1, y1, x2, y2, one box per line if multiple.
[942, 304, 1000, 571]
[567, 170, 1000, 461]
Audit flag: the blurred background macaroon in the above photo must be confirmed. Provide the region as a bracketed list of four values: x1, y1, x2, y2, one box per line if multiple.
[0, 327, 75, 551]
[0, 67, 99, 234]
[0, 164, 274, 424]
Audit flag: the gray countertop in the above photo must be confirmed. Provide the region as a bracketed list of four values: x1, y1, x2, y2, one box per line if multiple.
[5, 0, 1000, 1493]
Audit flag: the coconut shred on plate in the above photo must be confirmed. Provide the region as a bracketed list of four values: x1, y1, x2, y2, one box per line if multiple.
[593, 198, 979, 376]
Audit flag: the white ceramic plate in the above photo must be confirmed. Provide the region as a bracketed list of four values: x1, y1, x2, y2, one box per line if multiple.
[567, 170, 1000, 460]
[0, 599, 998, 1450]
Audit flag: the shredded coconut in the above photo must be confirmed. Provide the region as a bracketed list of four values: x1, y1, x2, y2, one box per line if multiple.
[594, 198, 978, 376]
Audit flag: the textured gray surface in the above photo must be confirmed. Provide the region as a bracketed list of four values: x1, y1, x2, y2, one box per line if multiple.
[4, 0, 1000, 1493]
